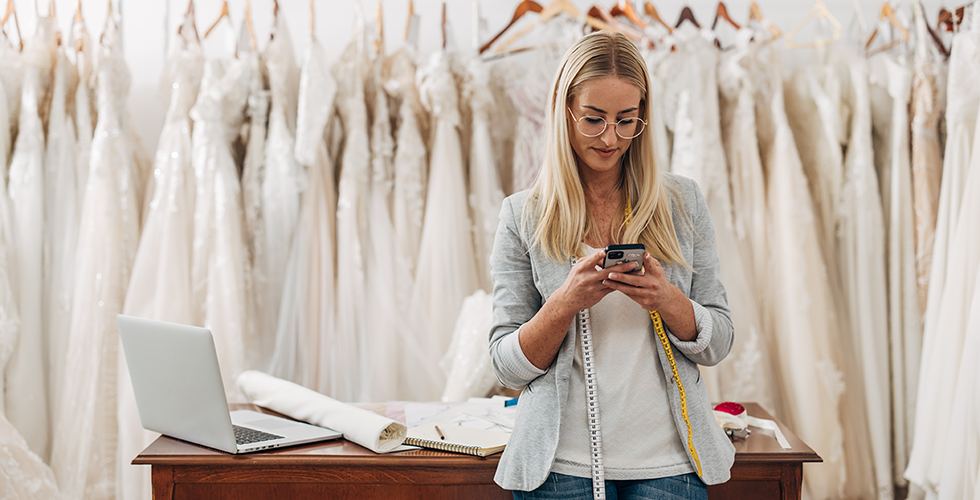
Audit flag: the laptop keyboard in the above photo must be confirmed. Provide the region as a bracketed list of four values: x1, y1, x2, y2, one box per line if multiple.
[233, 425, 284, 445]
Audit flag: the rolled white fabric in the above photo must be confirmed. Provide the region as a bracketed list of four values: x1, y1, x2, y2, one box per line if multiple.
[237, 370, 407, 453]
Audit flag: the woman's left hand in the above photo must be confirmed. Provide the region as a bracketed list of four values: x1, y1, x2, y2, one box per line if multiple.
[602, 252, 698, 341]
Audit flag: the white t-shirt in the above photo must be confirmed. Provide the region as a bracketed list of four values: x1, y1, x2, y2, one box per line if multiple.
[551, 265, 694, 480]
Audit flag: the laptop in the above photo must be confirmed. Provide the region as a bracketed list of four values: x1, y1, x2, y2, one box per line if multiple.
[117, 314, 341, 454]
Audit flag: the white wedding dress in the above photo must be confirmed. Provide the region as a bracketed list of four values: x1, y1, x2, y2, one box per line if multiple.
[654, 33, 773, 420]
[258, 14, 303, 364]
[189, 55, 254, 402]
[118, 14, 203, 500]
[5, 18, 54, 461]
[43, 42, 80, 437]
[712, 35, 780, 416]
[936, 77, 980, 500]
[463, 56, 504, 293]
[751, 40, 849, 499]
[50, 16, 141, 499]
[871, 47, 922, 491]
[239, 35, 271, 369]
[71, 16, 97, 207]
[384, 47, 427, 283]
[331, 25, 371, 402]
[906, 15, 980, 493]
[411, 51, 481, 400]
[269, 35, 337, 393]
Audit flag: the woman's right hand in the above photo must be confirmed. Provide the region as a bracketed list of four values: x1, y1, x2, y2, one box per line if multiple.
[554, 249, 637, 314]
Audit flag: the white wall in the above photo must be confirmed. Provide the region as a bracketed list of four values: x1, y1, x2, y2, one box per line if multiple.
[4, 0, 952, 152]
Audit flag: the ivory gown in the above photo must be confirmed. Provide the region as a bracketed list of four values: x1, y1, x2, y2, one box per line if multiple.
[906, 12, 980, 493]
[751, 40, 850, 500]
[331, 23, 371, 402]
[412, 51, 480, 400]
[258, 14, 302, 361]
[654, 34, 773, 431]
[50, 17, 141, 498]
[5, 18, 54, 461]
[117, 14, 203, 500]
[43, 42, 79, 431]
[269, 35, 338, 393]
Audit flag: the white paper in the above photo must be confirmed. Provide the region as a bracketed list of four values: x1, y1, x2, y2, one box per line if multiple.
[237, 371, 407, 453]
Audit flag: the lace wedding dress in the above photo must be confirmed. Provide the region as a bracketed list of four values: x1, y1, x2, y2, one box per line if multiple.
[463, 57, 504, 293]
[43, 42, 79, 430]
[331, 25, 371, 402]
[910, 5, 947, 317]
[269, 35, 337, 393]
[411, 52, 480, 400]
[50, 17, 141, 498]
[384, 47, 427, 283]
[5, 18, 54, 460]
[907, 15, 980, 493]
[258, 14, 303, 361]
[189, 55, 254, 402]
[751, 40, 849, 499]
[655, 33, 773, 420]
[71, 16, 97, 207]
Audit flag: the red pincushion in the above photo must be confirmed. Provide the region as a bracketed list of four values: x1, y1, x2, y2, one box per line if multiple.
[714, 402, 745, 415]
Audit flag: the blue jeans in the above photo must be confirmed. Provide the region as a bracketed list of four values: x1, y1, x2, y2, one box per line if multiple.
[512, 472, 707, 500]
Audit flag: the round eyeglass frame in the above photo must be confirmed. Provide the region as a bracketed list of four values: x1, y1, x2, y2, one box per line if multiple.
[567, 107, 648, 139]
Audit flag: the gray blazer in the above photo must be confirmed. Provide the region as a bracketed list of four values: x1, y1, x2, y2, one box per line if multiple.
[489, 172, 736, 490]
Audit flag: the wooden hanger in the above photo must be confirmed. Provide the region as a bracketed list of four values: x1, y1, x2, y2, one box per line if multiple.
[587, 5, 645, 41]
[2, 0, 23, 50]
[712, 2, 740, 30]
[479, 0, 542, 54]
[865, 2, 909, 50]
[674, 6, 700, 29]
[204, 0, 231, 38]
[494, 0, 617, 54]
[405, 0, 414, 41]
[784, 0, 842, 49]
[610, 0, 646, 28]
[441, 1, 447, 50]
[643, 2, 672, 34]
[375, 1, 383, 55]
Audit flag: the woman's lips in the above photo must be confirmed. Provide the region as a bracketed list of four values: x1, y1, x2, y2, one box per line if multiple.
[593, 147, 617, 158]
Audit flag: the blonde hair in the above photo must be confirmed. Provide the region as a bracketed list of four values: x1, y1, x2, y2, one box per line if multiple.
[522, 31, 689, 267]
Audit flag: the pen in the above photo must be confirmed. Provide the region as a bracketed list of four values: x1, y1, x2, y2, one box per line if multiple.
[435, 425, 446, 440]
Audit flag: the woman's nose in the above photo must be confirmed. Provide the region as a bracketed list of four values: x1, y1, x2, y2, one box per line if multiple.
[600, 122, 618, 146]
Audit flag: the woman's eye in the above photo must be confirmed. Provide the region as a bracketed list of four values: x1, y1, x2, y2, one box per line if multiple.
[619, 118, 637, 125]
[584, 117, 605, 125]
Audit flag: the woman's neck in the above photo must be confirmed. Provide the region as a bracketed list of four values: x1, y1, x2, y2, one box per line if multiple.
[580, 163, 624, 248]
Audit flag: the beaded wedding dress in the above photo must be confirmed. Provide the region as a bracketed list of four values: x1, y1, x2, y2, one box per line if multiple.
[5, 18, 54, 461]
[50, 17, 141, 498]
[188, 53, 255, 401]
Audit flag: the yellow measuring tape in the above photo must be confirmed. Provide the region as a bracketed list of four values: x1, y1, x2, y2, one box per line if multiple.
[625, 197, 703, 477]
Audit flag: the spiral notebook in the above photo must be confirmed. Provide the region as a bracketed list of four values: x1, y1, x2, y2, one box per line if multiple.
[404, 424, 510, 457]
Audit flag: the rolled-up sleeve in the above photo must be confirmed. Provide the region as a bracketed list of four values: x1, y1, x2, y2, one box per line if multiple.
[671, 178, 734, 367]
[488, 195, 546, 389]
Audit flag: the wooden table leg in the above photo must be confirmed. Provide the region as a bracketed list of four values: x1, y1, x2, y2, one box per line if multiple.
[151, 465, 175, 500]
[781, 464, 802, 500]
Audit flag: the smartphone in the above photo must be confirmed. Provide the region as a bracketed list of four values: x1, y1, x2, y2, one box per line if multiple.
[603, 244, 645, 271]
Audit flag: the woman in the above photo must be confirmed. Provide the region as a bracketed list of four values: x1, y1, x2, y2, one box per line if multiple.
[489, 32, 735, 499]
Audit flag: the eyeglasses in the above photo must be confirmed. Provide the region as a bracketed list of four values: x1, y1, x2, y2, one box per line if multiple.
[567, 107, 647, 139]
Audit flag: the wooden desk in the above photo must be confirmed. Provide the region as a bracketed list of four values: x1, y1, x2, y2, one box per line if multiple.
[134, 402, 819, 500]
[706, 403, 822, 500]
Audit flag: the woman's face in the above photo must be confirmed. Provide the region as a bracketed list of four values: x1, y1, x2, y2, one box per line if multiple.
[566, 76, 643, 177]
